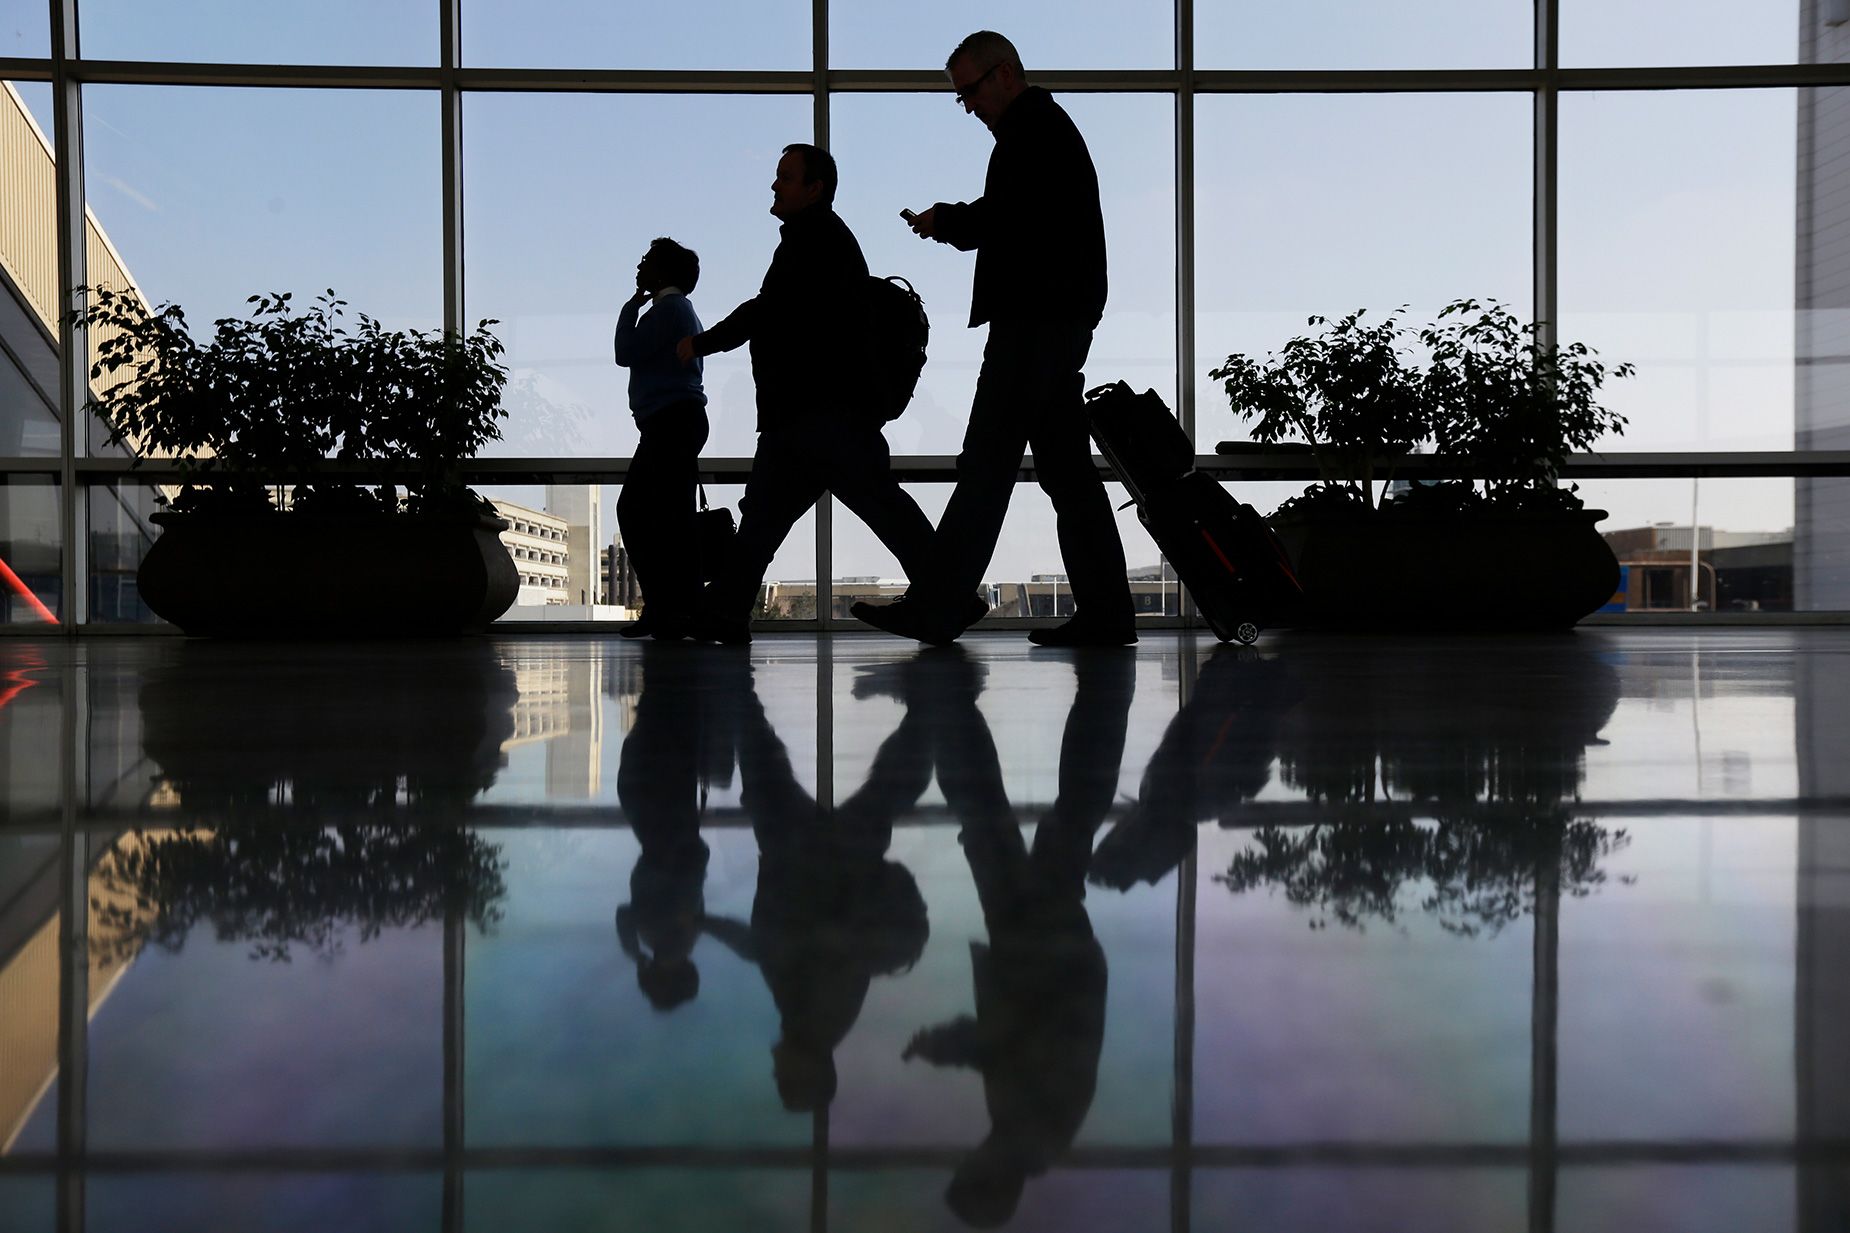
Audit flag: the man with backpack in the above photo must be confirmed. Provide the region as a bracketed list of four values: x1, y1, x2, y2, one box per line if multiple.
[677, 143, 936, 645]
[854, 30, 1136, 647]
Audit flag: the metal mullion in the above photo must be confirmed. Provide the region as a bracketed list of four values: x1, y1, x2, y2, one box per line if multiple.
[441, 0, 464, 340]
[1557, 62, 1850, 90]
[58, 59, 446, 90]
[50, 0, 83, 633]
[1171, 631, 1198, 1233]
[0, 56, 53, 81]
[813, 0, 834, 634]
[48, 63, 1850, 94]
[826, 68, 1180, 93]
[1175, 0, 1200, 637]
[1192, 67, 1541, 94]
[1176, 0, 1195, 447]
[452, 68, 812, 94]
[55, 654, 87, 1233]
[1535, 0, 1559, 358]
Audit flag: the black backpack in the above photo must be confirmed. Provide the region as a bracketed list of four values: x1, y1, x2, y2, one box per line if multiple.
[863, 275, 928, 422]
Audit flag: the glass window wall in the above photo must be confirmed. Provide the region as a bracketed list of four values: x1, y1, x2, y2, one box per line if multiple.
[0, 5, 1845, 625]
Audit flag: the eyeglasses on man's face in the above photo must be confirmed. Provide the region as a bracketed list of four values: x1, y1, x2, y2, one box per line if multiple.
[951, 61, 1000, 107]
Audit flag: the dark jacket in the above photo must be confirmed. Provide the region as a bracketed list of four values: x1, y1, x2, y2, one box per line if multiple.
[693, 203, 869, 432]
[932, 87, 1108, 330]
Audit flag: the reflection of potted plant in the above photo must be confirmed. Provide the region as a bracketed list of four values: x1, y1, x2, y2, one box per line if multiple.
[91, 824, 508, 963]
[1211, 300, 1633, 629]
[76, 288, 518, 635]
[1214, 638, 1631, 935]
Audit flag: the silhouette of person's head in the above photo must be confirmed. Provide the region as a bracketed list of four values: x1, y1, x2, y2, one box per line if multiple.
[616, 840, 709, 1012]
[771, 143, 836, 219]
[637, 236, 700, 296]
[772, 1038, 838, 1112]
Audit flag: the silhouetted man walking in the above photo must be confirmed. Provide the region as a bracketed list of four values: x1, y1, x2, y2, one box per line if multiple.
[679, 144, 936, 644]
[856, 30, 1135, 647]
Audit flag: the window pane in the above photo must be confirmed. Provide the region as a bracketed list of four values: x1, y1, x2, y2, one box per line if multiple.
[463, 0, 809, 69]
[0, 833, 60, 1157]
[1196, 825, 1537, 1144]
[81, 86, 441, 330]
[2, 83, 62, 459]
[0, 1179, 53, 1233]
[1192, 1170, 1529, 1231]
[837, 1170, 1169, 1231]
[1576, 479, 1800, 614]
[466, 1171, 810, 1230]
[77, 0, 433, 66]
[1195, 93, 1531, 452]
[1561, 91, 1795, 451]
[1557, 1166, 1797, 1233]
[833, 92, 1175, 456]
[1196, 1, 1531, 70]
[83, 820, 451, 1149]
[0, 0, 49, 59]
[832, 3, 1171, 69]
[88, 481, 163, 624]
[87, 1176, 442, 1233]
[464, 93, 809, 460]
[1562, 0, 1800, 68]
[1559, 817, 1797, 1142]
[466, 824, 809, 1147]
[0, 675, 58, 814]
[0, 476, 58, 625]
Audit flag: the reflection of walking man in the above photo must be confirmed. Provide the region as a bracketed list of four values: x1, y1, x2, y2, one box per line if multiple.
[903, 651, 1133, 1226]
[700, 656, 934, 1112]
[856, 31, 1134, 648]
[679, 144, 937, 645]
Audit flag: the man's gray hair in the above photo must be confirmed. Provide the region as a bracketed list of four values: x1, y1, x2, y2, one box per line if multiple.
[946, 30, 1024, 77]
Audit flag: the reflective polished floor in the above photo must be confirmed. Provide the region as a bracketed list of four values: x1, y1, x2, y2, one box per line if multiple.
[1, 629, 1847, 1232]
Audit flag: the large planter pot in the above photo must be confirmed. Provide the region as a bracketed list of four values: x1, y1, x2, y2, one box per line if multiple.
[140, 511, 519, 637]
[1270, 507, 1619, 631]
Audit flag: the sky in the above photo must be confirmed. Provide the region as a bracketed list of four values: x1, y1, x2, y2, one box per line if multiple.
[0, 0, 1815, 583]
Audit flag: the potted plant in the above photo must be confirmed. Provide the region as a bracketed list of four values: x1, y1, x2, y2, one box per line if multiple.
[76, 287, 519, 635]
[1211, 300, 1634, 629]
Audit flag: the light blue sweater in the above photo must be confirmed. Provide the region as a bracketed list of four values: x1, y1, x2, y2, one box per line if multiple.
[614, 290, 707, 421]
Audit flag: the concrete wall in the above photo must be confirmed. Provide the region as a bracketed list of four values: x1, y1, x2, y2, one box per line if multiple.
[1798, 1, 1850, 609]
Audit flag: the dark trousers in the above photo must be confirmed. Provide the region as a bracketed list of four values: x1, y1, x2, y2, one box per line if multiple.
[617, 401, 709, 624]
[707, 414, 935, 621]
[927, 320, 1131, 623]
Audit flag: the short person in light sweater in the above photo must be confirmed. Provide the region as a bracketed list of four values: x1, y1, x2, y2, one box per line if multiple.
[614, 237, 708, 639]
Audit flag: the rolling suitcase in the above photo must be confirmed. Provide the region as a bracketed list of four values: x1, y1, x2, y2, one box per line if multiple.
[1085, 382, 1303, 644]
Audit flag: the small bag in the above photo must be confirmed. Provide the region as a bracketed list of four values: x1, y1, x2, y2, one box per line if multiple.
[695, 484, 735, 584]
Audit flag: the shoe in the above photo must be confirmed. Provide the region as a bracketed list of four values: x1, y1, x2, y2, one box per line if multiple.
[688, 613, 751, 646]
[851, 596, 953, 646]
[1027, 618, 1137, 647]
[619, 618, 656, 639]
[851, 595, 988, 645]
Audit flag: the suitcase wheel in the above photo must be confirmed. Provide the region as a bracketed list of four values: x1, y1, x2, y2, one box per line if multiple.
[1233, 620, 1260, 645]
